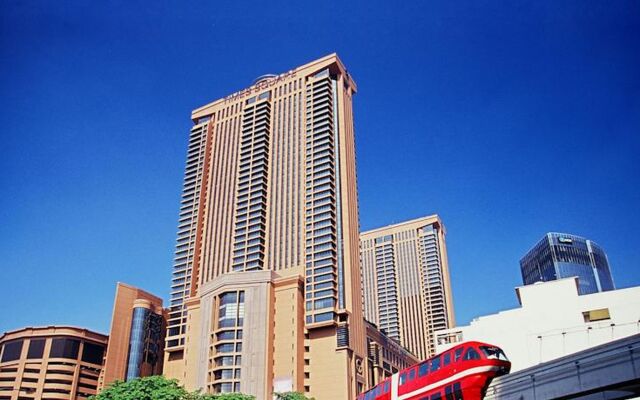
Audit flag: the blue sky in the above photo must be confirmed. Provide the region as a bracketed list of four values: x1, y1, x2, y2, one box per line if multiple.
[1, 1, 639, 335]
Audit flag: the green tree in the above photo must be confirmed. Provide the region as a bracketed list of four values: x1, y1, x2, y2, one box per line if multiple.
[201, 394, 255, 400]
[90, 376, 255, 400]
[89, 376, 190, 400]
[274, 392, 315, 400]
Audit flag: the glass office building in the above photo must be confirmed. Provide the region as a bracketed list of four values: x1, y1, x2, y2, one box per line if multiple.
[100, 283, 166, 390]
[126, 305, 164, 381]
[520, 232, 615, 295]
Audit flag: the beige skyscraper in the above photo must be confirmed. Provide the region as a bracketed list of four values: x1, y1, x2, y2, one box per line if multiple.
[360, 215, 456, 360]
[163, 54, 416, 399]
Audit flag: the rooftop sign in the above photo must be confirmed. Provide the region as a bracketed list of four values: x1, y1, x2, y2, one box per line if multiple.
[224, 69, 297, 103]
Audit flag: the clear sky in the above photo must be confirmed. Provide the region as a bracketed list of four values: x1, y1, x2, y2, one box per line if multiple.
[1, 1, 639, 336]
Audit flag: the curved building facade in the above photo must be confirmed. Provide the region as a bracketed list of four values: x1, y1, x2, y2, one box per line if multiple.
[0, 326, 108, 400]
[520, 232, 615, 295]
[125, 300, 164, 381]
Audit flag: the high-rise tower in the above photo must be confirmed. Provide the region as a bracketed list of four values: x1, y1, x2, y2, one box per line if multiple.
[360, 215, 456, 360]
[163, 55, 411, 399]
[520, 232, 615, 295]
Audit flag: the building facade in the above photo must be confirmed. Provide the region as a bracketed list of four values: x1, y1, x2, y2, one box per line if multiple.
[360, 215, 455, 360]
[434, 278, 640, 372]
[99, 283, 166, 390]
[0, 326, 108, 400]
[364, 321, 419, 388]
[163, 54, 409, 399]
[520, 232, 615, 295]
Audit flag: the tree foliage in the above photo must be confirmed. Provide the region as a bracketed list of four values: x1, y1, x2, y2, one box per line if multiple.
[275, 392, 315, 400]
[90, 376, 255, 400]
[204, 394, 255, 400]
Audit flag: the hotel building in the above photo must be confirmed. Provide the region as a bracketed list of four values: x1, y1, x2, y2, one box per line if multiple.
[360, 215, 456, 360]
[163, 54, 416, 399]
[0, 326, 108, 400]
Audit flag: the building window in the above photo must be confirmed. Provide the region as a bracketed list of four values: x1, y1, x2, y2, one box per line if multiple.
[1, 340, 23, 362]
[27, 339, 45, 359]
[81, 342, 105, 365]
[49, 338, 80, 359]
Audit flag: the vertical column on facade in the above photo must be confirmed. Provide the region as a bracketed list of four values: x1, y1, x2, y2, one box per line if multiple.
[374, 237, 400, 341]
[418, 224, 449, 355]
[208, 291, 245, 394]
[231, 94, 271, 272]
[304, 69, 341, 327]
[166, 121, 210, 350]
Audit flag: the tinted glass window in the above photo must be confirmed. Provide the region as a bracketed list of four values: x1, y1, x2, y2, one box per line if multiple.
[217, 331, 235, 341]
[418, 362, 429, 377]
[81, 342, 105, 364]
[1, 340, 23, 362]
[220, 292, 237, 305]
[445, 385, 454, 400]
[431, 356, 441, 372]
[384, 381, 389, 393]
[454, 347, 464, 362]
[408, 368, 416, 381]
[50, 338, 80, 359]
[443, 352, 451, 366]
[480, 346, 509, 361]
[399, 372, 407, 385]
[431, 393, 442, 400]
[453, 382, 463, 400]
[464, 347, 480, 361]
[27, 339, 45, 359]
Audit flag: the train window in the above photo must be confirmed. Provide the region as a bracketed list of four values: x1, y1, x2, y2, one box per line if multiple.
[480, 346, 509, 361]
[445, 385, 454, 400]
[384, 381, 390, 393]
[399, 372, 407, 386]
[431, 393, 442, 400]
[443, 352, 451, 366]
[453, 382, 463, 400]
[409, 368, 416, 381]
[464, 347, 480, 361]
[418, 361, 429, 377]
[430, 356, 441, 372]
[454, 347, 464, 362]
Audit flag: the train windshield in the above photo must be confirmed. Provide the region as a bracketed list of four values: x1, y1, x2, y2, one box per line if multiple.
[480, 346, 509, 361]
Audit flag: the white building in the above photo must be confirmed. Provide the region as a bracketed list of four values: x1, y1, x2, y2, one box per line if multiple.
[434, 277, 640, 372]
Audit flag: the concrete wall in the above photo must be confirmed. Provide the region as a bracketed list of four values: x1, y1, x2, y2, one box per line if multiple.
[435, 277, 640, 372]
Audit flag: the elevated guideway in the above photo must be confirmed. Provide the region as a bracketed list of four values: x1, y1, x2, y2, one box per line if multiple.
[484, 334, 640, 400]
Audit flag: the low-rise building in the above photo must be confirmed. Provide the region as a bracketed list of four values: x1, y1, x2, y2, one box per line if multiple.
[0, 326, 108, 400]
[434, 277, 640, 372]
[0, 282, 166, 400]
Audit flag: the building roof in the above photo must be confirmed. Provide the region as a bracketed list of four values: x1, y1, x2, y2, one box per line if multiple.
[0, 325, 108, 343]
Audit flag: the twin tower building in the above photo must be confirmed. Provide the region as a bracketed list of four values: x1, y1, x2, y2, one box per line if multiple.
[163, 54, 455, 399]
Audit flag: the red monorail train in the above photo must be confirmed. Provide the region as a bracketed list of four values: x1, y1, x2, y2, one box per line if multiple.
[358, 341, 510, 400]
